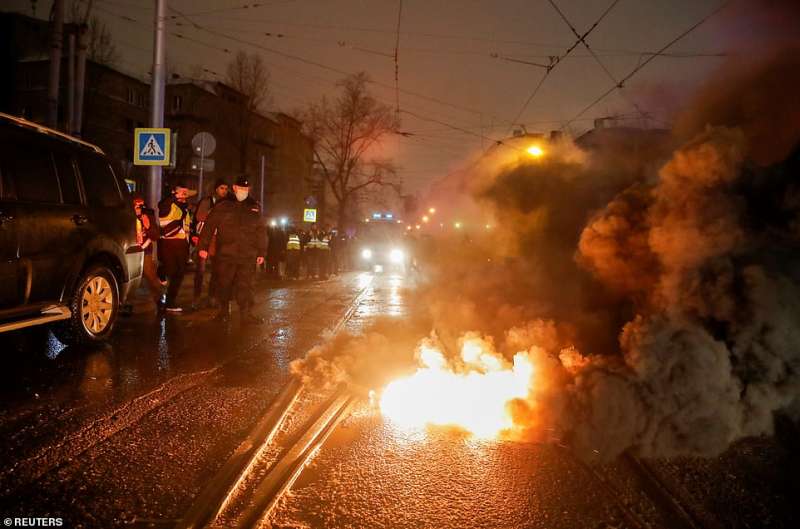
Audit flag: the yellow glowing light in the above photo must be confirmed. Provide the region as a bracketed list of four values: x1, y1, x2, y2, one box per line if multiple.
[422, 215, 429, 223]
[415, 224, 421, 230]
[380, 340, 534, 438]
[526, 145, 544, 158]
[428, 207, 436, 214]
[485, 224, 491, 230]
[454, 222, 462, 229]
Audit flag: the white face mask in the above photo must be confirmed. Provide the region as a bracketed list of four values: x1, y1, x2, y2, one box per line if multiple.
[234, 188, 249, 201]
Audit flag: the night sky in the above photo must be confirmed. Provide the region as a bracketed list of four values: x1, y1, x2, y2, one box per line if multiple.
[6, 0, 736, 193]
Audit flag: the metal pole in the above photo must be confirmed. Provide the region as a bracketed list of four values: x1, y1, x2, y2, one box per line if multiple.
[260, 154, 265, 212]
[74, 23, 87, 137]
[147, 0, 167, 209]
[47, 0, 64, 129]
[198, 134, 205, 200]
[67, 32, 75, 134]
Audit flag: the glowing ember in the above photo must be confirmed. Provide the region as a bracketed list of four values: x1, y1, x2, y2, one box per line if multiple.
[380, 340, 534, 438]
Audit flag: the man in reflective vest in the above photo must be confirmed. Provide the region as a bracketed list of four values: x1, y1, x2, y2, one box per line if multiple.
[286, 229, 301, 279]
[158, 182, 193, 312]
[198, 175, 267, 324]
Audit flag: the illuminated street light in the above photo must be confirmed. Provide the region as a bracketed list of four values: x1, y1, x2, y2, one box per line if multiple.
[415, 224, 421, 230]
[527, 145, 544, 158]
[422, 215, 429, 223]
[428, 207, 436, 214]
[280, 217, 288, 226]
[485, 224, 491, 230]
[269, 219, 277, 227]
[454, 221, 462, 229]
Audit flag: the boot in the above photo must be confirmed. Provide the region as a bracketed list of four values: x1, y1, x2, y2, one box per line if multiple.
[213, 302, 231, 322]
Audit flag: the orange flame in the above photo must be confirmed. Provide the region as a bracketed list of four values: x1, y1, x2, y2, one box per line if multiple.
[379, 339, 535, 438]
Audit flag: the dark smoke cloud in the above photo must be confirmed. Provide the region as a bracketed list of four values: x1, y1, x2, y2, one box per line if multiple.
[292, 2, 800, 461]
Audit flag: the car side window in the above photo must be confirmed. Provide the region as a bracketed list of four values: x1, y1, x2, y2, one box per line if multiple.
[77, 154, 123, 207]
[1, 131, 60, 204]
[52, 151, 82, 205]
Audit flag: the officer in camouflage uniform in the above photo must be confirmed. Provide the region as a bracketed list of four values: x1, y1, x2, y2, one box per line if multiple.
[197, 175, 267, 324]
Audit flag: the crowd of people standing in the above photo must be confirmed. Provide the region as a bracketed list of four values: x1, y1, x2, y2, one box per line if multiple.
[133, 175, 354, 323]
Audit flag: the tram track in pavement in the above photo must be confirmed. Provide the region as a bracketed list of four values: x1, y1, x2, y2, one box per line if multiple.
[175, 283, 374, 529]
[565, 448, 709, 529]
[0, 275, 374, 501]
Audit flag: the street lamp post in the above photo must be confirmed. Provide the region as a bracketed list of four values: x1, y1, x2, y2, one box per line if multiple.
[147, 0, 167, 209]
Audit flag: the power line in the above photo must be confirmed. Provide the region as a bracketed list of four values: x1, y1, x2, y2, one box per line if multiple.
[506, 0, 622, 136]
[165, 5, 508, 121]
[393, 0, 404, 116]
[563, 0, 732, 129]
[546, 0, 649, 123]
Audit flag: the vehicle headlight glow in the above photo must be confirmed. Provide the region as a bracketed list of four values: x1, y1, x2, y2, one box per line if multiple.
[389, 248, 404, 263]
[361, 248, 373, 260]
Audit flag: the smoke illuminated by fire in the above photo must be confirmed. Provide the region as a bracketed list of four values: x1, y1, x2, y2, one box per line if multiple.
[380, 339, 534, 438]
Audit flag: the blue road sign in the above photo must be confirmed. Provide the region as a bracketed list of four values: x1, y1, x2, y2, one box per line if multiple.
[134, 128, 171, 166]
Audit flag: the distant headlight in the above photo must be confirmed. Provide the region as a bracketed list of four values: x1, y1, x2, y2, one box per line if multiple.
[361, 248, 373, 260]
[389, 248, 404, 263]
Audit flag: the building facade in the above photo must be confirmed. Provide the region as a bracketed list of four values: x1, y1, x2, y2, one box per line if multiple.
[1, 12, 314, 221]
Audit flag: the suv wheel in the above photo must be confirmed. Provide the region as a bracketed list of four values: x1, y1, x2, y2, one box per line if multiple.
[53, 265, 119, 345]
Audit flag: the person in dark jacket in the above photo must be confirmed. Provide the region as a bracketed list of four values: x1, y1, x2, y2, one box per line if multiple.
[191, 179, 229, 308]
[158, 182, 193, 312]
[197, 175, 267, 324]
[134, 196, 162, 307]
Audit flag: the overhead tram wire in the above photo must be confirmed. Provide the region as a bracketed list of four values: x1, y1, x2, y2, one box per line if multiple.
[393, 0, 404, 116]
[505, 0, 622, 137]
[92, 0, 489, 128]
[546, 0, 649, 123]
[563, 0, 732, 130]
[165, 4, 513, 123]
[96, 3, 493, 134]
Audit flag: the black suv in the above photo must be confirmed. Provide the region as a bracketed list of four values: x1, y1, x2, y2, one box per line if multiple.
[0, 113, 142, 344]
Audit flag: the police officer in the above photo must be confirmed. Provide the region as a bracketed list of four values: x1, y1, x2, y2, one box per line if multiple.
[192, 179, 229, 308]
[197, 175, 266, 324]
[286, 226, 302, 279]
[306, 224, 321, 279]
[158, 182, 193, 312]
[318, 226, 331, 279]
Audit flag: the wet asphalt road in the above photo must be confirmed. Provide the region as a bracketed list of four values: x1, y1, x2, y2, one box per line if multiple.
[0, 271, 382, 527]
[1, 270, 797, 529]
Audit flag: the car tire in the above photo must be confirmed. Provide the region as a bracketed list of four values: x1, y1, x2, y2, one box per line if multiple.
[53, 264, 120, 346]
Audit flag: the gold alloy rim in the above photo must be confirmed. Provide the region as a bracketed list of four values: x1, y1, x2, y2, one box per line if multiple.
[80, 276, 114, 334]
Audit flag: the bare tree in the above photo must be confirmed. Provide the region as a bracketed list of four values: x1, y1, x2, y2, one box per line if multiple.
[301, 72, 400, 228]
[225, 50, 271, 171]
[86, 16, 118, 65]
[67, 2, 117, 66]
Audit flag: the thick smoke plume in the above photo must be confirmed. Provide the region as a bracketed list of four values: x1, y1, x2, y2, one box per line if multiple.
[292, 5, 800, 460]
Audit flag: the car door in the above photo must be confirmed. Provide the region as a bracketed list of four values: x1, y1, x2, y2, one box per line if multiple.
[0, 156, 21, 310]
[3, 128, 80, 304]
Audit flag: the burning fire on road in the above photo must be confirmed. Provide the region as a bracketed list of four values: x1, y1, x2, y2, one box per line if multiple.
[379, 338, 534, 438]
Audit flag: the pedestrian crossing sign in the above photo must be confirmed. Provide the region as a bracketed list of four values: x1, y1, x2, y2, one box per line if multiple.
[134, 128, 171, 166]
[303, 208, 317, 223]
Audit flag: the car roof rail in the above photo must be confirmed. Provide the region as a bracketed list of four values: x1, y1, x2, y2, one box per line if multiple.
[0, 112, 106, 155]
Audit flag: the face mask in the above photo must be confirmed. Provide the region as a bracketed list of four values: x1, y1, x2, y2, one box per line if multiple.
[235, 188, 249, 201]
